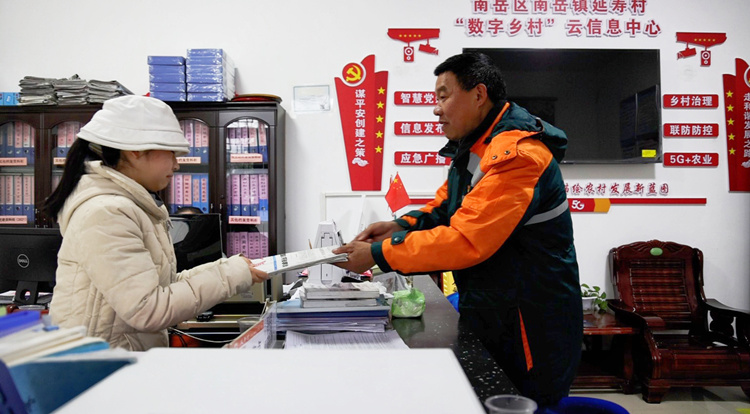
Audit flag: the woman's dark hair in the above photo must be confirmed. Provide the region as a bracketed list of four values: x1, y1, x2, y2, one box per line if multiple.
[42, 138, 121, 220]
[434, 52, 507, 104]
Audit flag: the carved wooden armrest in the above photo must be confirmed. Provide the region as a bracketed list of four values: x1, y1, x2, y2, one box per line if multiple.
[608, 300, 666, 330]
[705, 299, 750, 346]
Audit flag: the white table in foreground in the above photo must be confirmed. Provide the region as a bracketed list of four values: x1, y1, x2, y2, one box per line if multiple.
[55, 347, 485, 414]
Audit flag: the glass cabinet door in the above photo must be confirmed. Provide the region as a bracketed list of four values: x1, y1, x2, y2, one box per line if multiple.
[224, 117, 271, 262]
[51, 120, 83, 196]
[0, 121, 37, 226]
[163, 119, 211, 214]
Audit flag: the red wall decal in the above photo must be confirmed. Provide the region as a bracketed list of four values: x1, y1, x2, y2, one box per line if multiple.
[387, 29, 440, 62]
[334, 55, 388, 191]
[394, 151, 450, 166]
[394, 91, 437, 106]
[663, 152, 719, 167]
[394, 121, 444, 136]
[676, 32, 726, 66]
[722, 58, 750, 192]
[663, 123, 718, 137]
[663, 94, 719, 108]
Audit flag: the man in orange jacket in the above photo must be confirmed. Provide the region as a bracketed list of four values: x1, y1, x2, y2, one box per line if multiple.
[335, 52, 582, 408]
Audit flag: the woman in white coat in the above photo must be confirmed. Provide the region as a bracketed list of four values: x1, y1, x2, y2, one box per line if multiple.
[43, 95, 269, 351]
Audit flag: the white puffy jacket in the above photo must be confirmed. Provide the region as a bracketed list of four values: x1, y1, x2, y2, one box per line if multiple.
[49, 161, 254, 351]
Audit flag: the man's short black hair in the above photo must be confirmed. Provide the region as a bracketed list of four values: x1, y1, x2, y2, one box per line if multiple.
[434, 52, 507, 104]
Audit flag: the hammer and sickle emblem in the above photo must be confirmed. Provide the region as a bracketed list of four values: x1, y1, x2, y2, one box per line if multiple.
[342, 63, 365, 85]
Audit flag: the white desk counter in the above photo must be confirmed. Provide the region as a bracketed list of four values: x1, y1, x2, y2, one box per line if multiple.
[55, 347, 485, 413]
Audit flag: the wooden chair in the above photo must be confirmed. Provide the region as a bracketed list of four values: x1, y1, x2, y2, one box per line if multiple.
[608, 240, 750, 403]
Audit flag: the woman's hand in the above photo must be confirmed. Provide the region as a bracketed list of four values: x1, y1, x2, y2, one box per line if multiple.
[241, 256, 270, 284]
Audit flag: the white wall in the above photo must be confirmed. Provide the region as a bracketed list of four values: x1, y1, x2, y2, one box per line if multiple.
[1, 0, 747, 309]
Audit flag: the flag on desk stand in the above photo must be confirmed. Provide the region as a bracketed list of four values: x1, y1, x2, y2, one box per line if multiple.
[385, 173, 410, 215]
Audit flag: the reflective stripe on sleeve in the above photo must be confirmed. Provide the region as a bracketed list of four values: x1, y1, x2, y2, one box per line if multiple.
[524, 200, 569, 226]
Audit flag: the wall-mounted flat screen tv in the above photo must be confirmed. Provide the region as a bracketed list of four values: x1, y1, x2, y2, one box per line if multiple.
[465, 48, 662, 164]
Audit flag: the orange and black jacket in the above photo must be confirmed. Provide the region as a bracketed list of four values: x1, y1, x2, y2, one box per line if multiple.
[371, 101, 582, 404]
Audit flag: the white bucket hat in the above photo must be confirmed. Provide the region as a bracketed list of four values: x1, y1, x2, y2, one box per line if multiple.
[77, 95, 190, 156]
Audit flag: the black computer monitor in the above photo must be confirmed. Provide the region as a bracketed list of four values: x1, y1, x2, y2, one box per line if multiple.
[169, 213, 223, 272]
[0, 227, 63, 305]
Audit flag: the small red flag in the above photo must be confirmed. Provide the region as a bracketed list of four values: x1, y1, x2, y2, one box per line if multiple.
[385, 173, 410, 213]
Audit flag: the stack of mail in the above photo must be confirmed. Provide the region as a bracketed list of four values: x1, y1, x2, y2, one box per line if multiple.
[88, 80, 133, 104]
[54, 75, 88, 105]
[18, 76, 57, 105]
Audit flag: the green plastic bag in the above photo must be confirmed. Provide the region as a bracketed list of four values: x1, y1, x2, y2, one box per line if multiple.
[391, 287, 426, 318]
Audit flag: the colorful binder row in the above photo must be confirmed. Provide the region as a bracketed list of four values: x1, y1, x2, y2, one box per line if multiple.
[0, 122, 35, 163]
[226, 172, 268, 220]
[226, 122, 268, 163]
[0, 174, 35, 222]
[164, 173, 209, 214]
[54, 122, 81, 158]
[178, 120, 210, 163]
[226, 231, 269, 260]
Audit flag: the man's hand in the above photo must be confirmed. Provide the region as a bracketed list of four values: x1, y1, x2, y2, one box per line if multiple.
[333, 241, 376, 274]
[355, 221, 404, 243]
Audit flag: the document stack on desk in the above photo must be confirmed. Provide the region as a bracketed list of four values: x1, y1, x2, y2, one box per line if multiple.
[0, 311, 110, 367]
[0, 311, 133, 414]
[276, 281, 390, 333]
[300, 281, 382, 307]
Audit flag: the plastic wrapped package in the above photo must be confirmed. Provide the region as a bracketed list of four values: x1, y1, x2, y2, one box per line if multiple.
[150, 92, 187, 102]
[185, 48, 236, 101]
[148, 65, 185, 75]
[147, 56, 186, 66]
[186, 56, 229, 66]
[187, 72, 234, 100]
[186, 48, 225, 58]
[187, 93, 226, 102]
[186, 83, 230, 93]
[185, 49, 235, 72]
[149, 83, 187, 93]
[149, 73, 186, 83]
[185, 71, 234, 84]
[186, 65, 228, 75]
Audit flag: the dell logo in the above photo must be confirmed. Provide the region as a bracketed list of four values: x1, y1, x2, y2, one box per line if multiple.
[16, 254, 30, 269]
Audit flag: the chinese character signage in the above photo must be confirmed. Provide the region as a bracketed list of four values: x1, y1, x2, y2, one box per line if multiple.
[663, 123, 718, 138]
[566, 181, 669, 197]
[334, 55, 388, 191]
[394, 122, 444, 136]
[456, 0, 661, 38]
[663, 153, 719, 167]
[564, 180, 706, 213]
[663, 94, 719, 108]
[395, 151, 450, 166]
[394, 91, 437, 106]
[722, 58, 750, 192]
